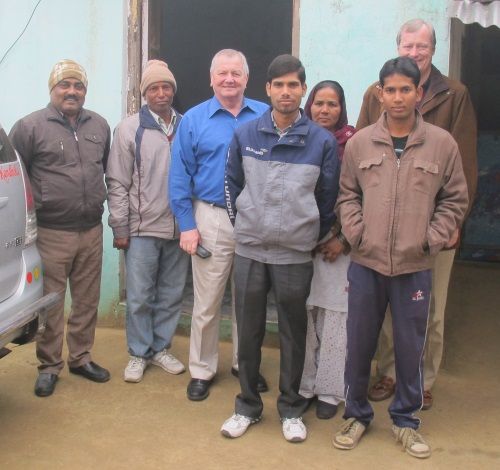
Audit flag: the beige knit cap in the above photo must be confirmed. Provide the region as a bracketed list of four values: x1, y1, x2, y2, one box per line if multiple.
[48, 59, 88, 91]
[140, 60, 177, 95]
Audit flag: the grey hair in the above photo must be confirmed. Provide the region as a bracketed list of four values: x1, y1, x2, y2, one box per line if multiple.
[397, 19, 436, 49]
[210, 49, 249, 76]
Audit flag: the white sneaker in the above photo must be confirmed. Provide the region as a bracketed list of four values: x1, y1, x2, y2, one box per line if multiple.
[282, 417, 307, 443]
[220, 413, 261, 438]
[124, 356, 149, 383]
[151, 349, 185, 375]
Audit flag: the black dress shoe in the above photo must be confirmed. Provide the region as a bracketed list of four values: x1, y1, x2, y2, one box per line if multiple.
[231, 367, 269, 393]
[316, 400, 338, 419]
[187, 378, 213, 401]
[303, 396, 316, 413]
[69, 361, 110, 383]
[34, 373, 58, 397]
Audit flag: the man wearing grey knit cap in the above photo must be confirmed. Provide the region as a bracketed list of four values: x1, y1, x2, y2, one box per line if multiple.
[10, 59, 111, 397]
[106, 59, 189, 383]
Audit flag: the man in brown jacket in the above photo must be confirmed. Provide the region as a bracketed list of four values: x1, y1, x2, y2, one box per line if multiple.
[333, 57, 468, 458]
[357, 19, 478, 409]
[10, 59, 111, 397]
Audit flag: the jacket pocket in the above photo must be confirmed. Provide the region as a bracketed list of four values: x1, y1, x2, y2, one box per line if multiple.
[359, 155, 383, 188]
[84, 134, 105, 163]
[412, 159, 439, 194]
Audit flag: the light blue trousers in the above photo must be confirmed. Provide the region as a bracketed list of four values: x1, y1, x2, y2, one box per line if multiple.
[125, 236, 189, 358]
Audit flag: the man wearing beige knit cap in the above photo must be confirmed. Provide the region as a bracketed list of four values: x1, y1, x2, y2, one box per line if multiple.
[106, 60, 189, 383]
[10, 59, 111, 397]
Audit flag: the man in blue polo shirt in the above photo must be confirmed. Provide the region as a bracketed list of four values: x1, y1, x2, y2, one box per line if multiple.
[169, 49, 269, 401]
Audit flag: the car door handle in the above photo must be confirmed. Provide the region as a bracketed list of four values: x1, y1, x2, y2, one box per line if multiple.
[0, 196, 8, 209]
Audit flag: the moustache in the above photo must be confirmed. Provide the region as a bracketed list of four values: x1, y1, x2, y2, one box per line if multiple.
[64, 95, 79, 101]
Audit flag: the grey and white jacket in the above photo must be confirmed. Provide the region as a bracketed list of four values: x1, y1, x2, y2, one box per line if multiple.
[106, 105, 181, 240]
[225, 109, 340, 264]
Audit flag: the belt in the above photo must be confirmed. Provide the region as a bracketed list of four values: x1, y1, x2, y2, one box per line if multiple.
[201, 200, 226, 209]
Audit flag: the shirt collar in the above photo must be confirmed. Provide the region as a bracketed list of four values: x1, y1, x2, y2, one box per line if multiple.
[148, 107, 177, 136]
[271, 110, 302, 137]
[208, 95, 257, 118]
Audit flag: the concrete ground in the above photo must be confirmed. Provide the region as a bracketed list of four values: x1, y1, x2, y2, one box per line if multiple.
[1, 262, 499, 469]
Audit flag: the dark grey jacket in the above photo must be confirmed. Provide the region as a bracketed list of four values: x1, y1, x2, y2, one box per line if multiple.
[10, 105, 110, 231]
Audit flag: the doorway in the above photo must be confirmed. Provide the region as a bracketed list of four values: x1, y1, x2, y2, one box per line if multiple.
[450, 20, 500, 262]
[147, 0, 295, 113]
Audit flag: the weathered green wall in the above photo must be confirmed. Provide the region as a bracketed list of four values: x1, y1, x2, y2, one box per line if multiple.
[0, 0, 124, 319]
[299, 0, 450, 124]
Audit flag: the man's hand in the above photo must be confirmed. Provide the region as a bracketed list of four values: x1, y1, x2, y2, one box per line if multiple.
[180, 229, 200, 255]
[113, 237, 130, 250]
[444, 228, 460, 250]
[317, 237, 344, 262]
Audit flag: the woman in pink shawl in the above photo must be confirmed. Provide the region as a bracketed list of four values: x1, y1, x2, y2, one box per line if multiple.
[299, 80, 355, 419]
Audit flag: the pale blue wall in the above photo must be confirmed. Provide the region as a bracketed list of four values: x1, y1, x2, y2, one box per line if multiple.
[0, 0, 125, 317]
[0, 0, 454, 319]
[299, 0, 450, 125]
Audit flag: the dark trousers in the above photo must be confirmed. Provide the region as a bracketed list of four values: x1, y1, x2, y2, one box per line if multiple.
[344, 262, 431, 429]
[233, 254, 312, 419]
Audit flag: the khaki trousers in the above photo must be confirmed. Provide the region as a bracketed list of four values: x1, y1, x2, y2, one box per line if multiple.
[189, 201, 238, 380]
[36, 224, 103, 374]
[375, 249, 455, 389]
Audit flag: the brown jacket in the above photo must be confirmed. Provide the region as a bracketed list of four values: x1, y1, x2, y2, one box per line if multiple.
[356, 65, 477, 213]
[337, 112, 468, 276]
[10, 105, 110, 231]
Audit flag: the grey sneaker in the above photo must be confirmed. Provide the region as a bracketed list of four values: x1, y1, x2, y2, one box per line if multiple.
[151, 349, 185, 375]
[333, 418, 367, 450]
[124, 356, 149, 383]
[221, 413, 261, 438]
[392, 425, 431, 459]
[282, 417, 307, 443]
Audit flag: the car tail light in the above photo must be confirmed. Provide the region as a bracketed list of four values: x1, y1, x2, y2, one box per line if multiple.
[20, 160, 37, 246]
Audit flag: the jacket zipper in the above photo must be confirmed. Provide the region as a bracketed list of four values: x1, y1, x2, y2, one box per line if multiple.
[389, 152, 401, 275]
[73, 128, 87, 219]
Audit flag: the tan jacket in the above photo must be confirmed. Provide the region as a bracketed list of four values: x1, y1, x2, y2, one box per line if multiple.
[337, 112, 468, 276]
[356, 66, 477, 213]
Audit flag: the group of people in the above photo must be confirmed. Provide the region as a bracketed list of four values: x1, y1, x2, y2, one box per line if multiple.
[10, 17, 476, 460]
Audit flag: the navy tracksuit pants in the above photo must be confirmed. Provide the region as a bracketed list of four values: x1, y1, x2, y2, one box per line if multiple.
[344, 261, 431, 429]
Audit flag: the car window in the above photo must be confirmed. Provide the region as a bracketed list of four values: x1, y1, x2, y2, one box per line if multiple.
[0, 128, 17, 163]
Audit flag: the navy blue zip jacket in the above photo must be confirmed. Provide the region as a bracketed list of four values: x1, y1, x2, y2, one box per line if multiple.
[225, 109, 340, 264]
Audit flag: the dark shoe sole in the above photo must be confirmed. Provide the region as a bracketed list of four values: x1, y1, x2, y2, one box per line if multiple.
[187, 389, 210, 401]
[316, 408, 338, 420]
[69, 368, 110, 383]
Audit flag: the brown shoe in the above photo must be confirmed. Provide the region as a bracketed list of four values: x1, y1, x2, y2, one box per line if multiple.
[422, 390, 433, 410]
[368, 376, 395, 401]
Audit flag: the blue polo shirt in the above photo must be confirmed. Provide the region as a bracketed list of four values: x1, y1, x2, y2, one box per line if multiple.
[169, 96, 268, 231]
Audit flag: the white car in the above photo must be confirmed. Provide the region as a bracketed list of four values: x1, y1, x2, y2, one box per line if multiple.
[0, 124, 58, 358]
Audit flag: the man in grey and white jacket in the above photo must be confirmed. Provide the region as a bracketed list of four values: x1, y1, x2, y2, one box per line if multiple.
[106, 60, 189, 382]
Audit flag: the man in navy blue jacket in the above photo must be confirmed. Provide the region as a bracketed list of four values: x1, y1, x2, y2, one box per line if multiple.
[221, 55, 340, 443]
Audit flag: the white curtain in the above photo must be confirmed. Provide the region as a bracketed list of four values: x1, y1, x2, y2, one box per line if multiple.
[448, 0, 500, 28]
